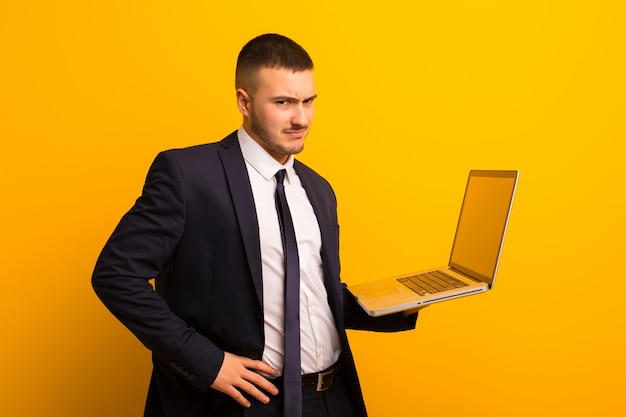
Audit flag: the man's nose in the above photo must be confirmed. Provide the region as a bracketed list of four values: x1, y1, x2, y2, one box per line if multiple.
[291, 104, 308, 126]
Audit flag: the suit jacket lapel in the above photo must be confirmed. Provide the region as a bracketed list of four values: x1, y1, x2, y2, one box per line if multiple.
[215, 140, 343, 324]
[217, 132, 263, 307]
[295, 161, 345, 326]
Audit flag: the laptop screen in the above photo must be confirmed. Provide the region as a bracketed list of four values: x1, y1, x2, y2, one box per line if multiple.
[449, 170, 518, 285]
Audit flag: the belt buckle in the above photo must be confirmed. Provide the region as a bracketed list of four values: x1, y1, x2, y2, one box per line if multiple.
[316, 369, 334, 392]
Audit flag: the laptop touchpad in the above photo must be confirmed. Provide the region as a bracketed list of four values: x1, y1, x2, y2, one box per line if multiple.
[361, 287, 403, 298]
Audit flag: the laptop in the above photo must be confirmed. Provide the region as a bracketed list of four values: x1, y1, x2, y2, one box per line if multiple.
[348, 170, 519, 316]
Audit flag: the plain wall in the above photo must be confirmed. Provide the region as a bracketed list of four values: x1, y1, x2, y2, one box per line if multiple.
[1, 1, 624, 416]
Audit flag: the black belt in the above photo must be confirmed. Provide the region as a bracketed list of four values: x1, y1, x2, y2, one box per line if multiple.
[301, 361, 341, 391]
[269, 361, 341, 392]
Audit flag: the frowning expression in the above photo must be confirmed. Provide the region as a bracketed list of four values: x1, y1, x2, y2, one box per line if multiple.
[237, 67, 316, 164]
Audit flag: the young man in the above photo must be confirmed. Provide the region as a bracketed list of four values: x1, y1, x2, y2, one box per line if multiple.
[93, 33, 418, 417]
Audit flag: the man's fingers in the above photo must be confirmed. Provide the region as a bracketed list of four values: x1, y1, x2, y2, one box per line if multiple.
[236, 356, 279, 396]
[236, 376, 273, 406]
[240, 356, 278, 377]
[211, 352, 279, 407]
[241, 368, 279, 397]
[224, 385, 252, 408]
[220, 368, 276, 407]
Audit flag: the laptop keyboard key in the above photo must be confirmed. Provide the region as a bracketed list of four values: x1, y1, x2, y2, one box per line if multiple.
[397, 270, 468, 295]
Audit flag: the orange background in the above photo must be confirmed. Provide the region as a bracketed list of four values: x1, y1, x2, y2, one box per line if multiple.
[1, 1, 625, 416]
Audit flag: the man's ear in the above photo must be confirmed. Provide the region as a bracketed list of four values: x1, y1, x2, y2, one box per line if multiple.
[236, 88, 251, 117]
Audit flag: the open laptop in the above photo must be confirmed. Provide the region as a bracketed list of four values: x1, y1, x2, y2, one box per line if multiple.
[348, 170, 519, 316]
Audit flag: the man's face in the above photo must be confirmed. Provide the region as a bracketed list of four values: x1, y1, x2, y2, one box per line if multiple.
[237, 67, 316, 164]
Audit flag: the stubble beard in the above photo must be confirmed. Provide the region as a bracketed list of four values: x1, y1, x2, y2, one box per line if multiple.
[249, 111, 307, 158]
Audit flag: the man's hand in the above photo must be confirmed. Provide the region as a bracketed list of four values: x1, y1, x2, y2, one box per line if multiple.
[210, 352, 279, 408]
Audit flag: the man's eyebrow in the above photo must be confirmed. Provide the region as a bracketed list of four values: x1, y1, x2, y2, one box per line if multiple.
[271, 94, 318, 102]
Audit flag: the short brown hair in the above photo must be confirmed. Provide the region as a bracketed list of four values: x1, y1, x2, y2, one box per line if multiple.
[235, 34, 314, 91]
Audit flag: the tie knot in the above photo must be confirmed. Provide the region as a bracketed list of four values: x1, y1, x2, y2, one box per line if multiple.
[275, 169, 286, 185]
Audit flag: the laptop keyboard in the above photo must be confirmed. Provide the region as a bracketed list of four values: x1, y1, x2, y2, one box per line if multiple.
[397, 270, 469, 296]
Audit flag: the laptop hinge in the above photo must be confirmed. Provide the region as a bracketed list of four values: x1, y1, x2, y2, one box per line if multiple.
[449, 268, 484, 283]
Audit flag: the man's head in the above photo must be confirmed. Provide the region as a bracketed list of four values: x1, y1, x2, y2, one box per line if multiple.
[235, 33, 314, 93]
[235, 34, 317, 164]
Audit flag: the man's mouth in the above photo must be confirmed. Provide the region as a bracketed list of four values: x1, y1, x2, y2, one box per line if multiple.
[283, 127, 308, 136]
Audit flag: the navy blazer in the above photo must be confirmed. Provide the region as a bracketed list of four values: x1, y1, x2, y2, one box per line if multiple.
[93, 131, 416, 417]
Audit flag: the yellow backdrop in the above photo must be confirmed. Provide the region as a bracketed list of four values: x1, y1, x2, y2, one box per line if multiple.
[1, 1, 624, 416]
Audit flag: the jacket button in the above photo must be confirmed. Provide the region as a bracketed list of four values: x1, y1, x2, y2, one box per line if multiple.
[249, 352, 260, 360]
[170, 362, 177, 368]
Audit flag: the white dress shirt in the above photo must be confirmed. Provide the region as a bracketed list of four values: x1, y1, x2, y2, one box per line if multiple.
[237, 127, 341, 375]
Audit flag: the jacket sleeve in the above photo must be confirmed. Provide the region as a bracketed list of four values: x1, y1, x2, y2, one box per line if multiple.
[91, 151, 223, 391]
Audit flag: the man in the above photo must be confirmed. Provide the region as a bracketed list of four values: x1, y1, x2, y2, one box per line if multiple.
[92, 33, 418, 417]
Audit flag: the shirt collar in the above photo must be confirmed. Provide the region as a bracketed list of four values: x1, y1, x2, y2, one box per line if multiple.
[238, 127, 295, 183]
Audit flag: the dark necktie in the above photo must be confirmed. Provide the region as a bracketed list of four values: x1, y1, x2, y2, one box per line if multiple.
[274, 169, 302, 417]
